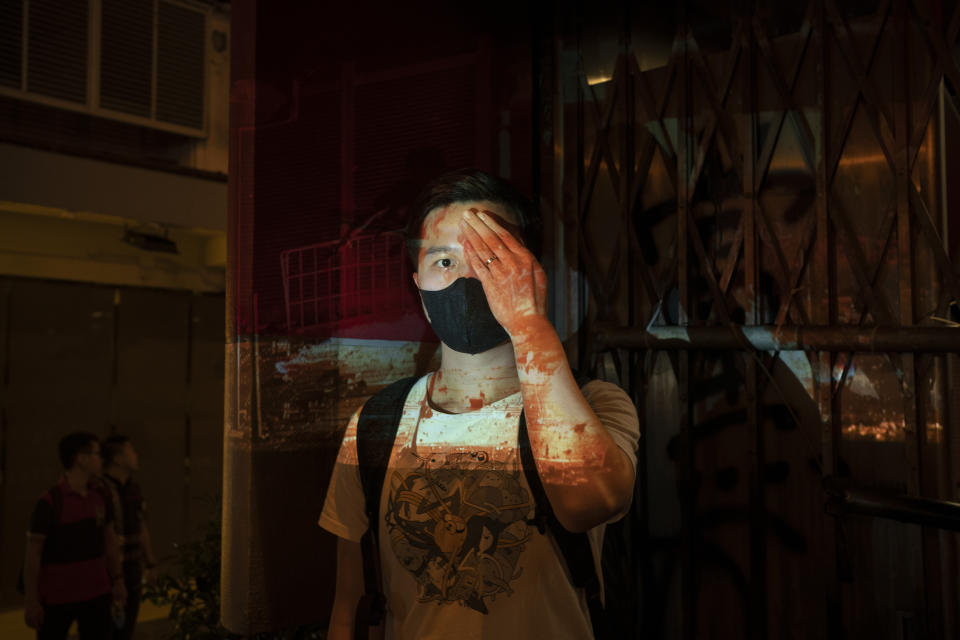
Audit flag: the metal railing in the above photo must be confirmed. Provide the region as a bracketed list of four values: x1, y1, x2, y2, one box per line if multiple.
[280, 232, 416, 332]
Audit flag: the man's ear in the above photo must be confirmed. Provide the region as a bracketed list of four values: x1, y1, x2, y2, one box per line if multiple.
[412, 272, 420, 289]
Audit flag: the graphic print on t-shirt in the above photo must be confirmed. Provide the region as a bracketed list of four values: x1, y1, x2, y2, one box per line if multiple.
[384, 449, 532, 614]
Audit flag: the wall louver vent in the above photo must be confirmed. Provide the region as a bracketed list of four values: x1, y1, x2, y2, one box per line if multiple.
[0, 0, 208, 137]
[156, 1, 204, 129]
[27, 0, 88, 103]
[100, 0, 153, 117]
[0, 0, 23, 89]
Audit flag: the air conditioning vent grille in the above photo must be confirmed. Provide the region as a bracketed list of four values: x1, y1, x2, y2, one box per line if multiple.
[0, 0, 209, 136]
[0, 0, 22, 89]
[100, 0, 153, 117]
[27, 0, 88, 103]
[156, 0, 204, 129]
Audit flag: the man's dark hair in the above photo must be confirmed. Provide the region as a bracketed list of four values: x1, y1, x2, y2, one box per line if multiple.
[102, 435, 131, 467]
[58, 432, 100, 469]
[405, 168, 541, 265]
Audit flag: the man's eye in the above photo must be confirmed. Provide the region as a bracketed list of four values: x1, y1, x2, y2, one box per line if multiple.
[435, 258, 453, 268]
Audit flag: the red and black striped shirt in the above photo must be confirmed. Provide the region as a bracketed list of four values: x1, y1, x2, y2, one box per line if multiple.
[29, 477, 115, 605]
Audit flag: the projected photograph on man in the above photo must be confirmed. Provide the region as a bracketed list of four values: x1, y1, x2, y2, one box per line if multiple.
[3, 1, 959, 640]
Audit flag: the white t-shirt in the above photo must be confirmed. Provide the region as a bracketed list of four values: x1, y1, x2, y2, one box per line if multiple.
[319, 374, 640, 640]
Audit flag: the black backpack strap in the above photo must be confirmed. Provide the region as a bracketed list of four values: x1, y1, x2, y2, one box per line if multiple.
[518, 375, 605, 639]
[353, 375, 420, 639]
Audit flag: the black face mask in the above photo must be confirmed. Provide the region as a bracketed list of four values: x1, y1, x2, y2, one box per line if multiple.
[419, 277, 510, 354]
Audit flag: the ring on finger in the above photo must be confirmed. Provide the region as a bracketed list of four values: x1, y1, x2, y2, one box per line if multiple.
[485, 255, 499, 265]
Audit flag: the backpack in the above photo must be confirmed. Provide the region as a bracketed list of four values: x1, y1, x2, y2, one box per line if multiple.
[17, 483, 65, 595]
[352, 375, 637, 640]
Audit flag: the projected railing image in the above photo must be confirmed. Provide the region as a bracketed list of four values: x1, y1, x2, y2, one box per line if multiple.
[281, 232, 416, 333]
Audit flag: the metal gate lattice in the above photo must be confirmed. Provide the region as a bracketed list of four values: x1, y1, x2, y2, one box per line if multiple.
[554, 1, 960, 637]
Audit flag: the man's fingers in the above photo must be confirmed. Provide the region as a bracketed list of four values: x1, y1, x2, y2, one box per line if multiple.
[462, 237, 492, 283]
[461, 220, 504, 267]
[465, 234, 508, 280]
[473, 209, 526, 254]
[462, 210, 516, 259]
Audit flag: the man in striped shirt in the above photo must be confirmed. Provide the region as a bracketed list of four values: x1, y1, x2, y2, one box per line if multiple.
[24, 432, 126, 640]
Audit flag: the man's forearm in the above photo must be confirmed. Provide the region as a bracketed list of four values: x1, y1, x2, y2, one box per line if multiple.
[105, 527, 123, 578]
[512, 316, 634, 532]
[328, 538, 365, 640]
[327, 598, 355, 640]
[141, 523, 157, 566]
[24, 538, 43, 602]
[458, 205, 635, 530]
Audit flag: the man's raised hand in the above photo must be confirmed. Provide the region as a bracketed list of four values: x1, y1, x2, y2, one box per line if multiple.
[459, 208, 548, 338]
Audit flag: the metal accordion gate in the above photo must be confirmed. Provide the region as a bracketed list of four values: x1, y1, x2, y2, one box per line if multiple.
[540, 0, 960, 638]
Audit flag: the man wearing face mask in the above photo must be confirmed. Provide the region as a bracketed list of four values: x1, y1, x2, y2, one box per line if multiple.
[320, 169, 640, 640]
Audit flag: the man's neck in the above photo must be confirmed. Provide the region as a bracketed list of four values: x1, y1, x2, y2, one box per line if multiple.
[106, 466, 129, 484]
[64, 468, 90, 494]
[429, 340, 520, 413]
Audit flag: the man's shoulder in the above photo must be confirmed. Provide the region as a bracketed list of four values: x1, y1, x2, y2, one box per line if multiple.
[369, 374, 425, 400]
[29, 485, 63, 534]
[33, 490, 56, 510]
[355, 375, 426, 421]
[88, 477, 112, 498]
[35, 479, 67, 505]
[346, 374, 425, 466]
[580, 378, 635, 403]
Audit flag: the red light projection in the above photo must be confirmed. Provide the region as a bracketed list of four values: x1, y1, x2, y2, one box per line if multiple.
[281, 232, 419, 336]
